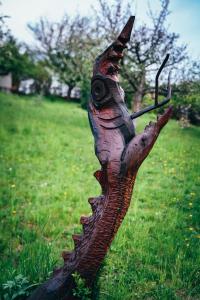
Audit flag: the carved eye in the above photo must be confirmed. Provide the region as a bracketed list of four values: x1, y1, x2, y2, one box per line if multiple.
[91, 79, 108, 104]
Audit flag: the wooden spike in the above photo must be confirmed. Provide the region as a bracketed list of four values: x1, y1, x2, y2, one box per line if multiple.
[62, 251, 71, 262]
[88, 197, 95, 205]
[80, 216, 91, 234]
[80, 216, 90, 225]
[94, 170, 102, 182]
[88, 197, 96, 212]
[72, 234, 82, 247]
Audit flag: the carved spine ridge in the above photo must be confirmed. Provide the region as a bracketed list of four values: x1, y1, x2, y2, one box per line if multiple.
[27, 16, 172, 300]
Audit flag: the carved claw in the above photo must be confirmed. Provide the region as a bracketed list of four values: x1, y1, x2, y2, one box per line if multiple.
[124, 106, 173, 174]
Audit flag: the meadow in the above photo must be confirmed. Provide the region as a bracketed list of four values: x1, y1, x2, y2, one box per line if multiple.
[0, 92, 200, 300]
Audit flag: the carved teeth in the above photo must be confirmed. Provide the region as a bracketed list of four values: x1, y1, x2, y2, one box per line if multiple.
[113, 64, 121, 71]
[62, 251, 72, 262]
[108, 50, 123, 59]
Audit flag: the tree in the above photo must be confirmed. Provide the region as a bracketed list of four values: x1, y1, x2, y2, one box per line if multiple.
[0, 38, 27, 89]
[0, 4, 50, 93]
[28, 18, 173, 299]
[29, 15, 94, 99]
[0, 2, 10, 45]
[171, 60, 200, 125]
[93, 0, 187, 112]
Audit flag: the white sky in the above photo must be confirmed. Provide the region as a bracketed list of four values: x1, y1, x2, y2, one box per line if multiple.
[2, 0, 200, 60]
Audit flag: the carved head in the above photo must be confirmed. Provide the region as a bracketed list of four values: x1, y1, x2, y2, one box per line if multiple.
[91, 17, 135, 109]
[93, 16, 135, 82]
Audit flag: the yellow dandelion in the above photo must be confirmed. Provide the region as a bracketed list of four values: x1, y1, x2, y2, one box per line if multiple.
[11, 184, 15, 188]
[189, 202, 193, 206]
[12, 210, 16, 214]
[189, 227, 194, 231]
[190, 192, 196, 196]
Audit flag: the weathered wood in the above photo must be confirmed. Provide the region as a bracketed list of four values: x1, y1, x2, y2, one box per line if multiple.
[28, 16, 172, 300]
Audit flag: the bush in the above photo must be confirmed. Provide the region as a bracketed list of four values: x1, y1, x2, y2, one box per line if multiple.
[172, 93, 200, 126]
[2, 273, 38, 300]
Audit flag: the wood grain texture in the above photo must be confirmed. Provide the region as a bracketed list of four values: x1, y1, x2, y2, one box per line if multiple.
[28, 16, 172, 300]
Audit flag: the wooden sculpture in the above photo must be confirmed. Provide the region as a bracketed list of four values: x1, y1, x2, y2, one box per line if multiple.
[29, 16, 172, 300]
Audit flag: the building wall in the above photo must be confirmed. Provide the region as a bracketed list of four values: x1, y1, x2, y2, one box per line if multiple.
[0, 73, 12, 90]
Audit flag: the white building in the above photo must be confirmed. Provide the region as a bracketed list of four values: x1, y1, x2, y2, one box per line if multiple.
[0, 73, 12, 91]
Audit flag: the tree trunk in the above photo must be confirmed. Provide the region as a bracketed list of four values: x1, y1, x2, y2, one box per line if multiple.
[67, 85, 73, 99]
[132, 89, 143, 112]
[11, 79, 20, 93]
[28, 105, 172, 300]
[28, 17, 173, 300]
[131, 73, 145, 113]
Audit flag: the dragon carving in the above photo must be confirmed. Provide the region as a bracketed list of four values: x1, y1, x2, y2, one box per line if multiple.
[29, 16, 172, 300]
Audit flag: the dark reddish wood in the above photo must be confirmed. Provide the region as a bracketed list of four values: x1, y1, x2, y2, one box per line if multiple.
[28, 16, 172, 300]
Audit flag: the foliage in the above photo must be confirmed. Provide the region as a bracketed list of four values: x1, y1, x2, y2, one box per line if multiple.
[1, 0, 199, 121]
[0, 93, 199, 299]
[28, 15, 94, 98]
[2, 273, 38, 300]
[28, 60, 52, 95]
[0, 2, 10, 44]
[171, 78, 200, 125]
[72, 272, 91, 300]
[93, 0, 187, 111]
[0, 37, 51, 93]
[0, 38, 28, 85]
[80, 76, 91, 109]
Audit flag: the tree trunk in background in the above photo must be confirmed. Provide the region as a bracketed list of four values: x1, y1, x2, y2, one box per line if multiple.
[132, 73, 145, 113]
[132, 90, 143, 113]
[67, 85, 73, 99]
[11, 79, 20, 93]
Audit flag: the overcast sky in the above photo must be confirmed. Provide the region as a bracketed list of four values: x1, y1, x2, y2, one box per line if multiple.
[2, 0, 200, 60]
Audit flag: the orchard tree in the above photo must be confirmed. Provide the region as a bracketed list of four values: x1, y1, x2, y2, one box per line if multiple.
[0, 3, 10, 44]
[29, 15, 94, 99]
[0, 4, 50, 93]
[0, 37, 28, 90]
[94, 0, 187, 112]
[171, 60, 200, 125]
[0, 37, 49, 92]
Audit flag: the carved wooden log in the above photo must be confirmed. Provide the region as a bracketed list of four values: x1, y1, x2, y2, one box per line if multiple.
[28, 16, 172, 300]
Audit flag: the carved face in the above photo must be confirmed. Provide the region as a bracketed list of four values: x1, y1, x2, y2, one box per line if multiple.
[93, 16, 135, 83]
[91, 17, 135, 110]
[88, 17, 136, 166]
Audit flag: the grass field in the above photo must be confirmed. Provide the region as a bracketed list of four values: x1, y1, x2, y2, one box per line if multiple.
[0, 92, 200, 300]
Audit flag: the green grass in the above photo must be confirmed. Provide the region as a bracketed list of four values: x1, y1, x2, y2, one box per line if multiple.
[0, 92, 199, 300]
